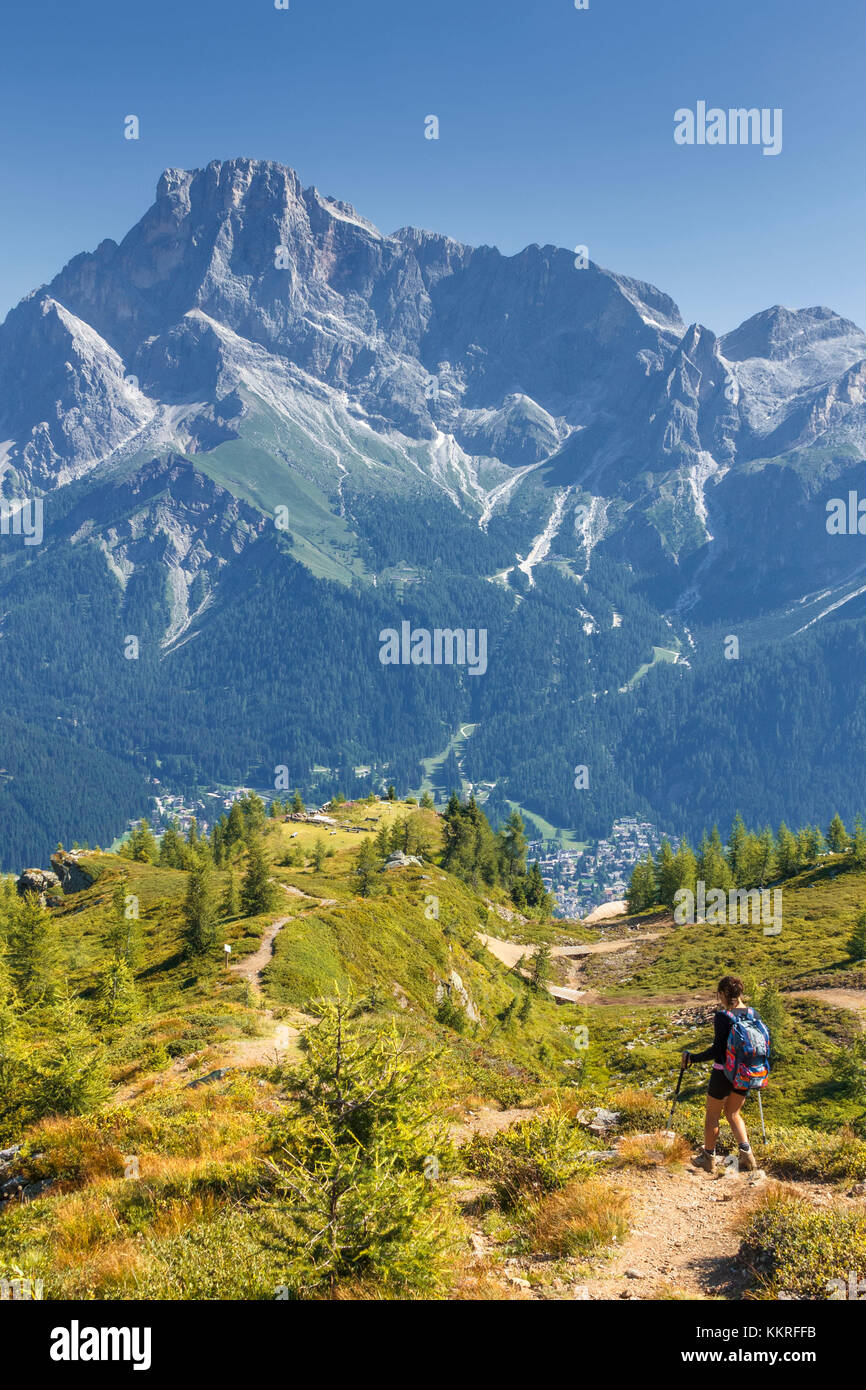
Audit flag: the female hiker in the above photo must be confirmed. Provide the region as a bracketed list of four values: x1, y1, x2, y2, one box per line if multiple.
[681, 974, 759, 1173]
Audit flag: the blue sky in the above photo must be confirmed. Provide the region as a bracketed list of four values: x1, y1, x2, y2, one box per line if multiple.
[1, 0, 863, 334]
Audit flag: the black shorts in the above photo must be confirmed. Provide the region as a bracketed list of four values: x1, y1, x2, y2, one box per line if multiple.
[707, 1069, 747, 1101]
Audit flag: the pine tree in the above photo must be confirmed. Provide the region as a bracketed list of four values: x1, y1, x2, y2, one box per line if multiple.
[627, 855, 656, 913]
[851, 816, 866, 869]
[211, 818, 226, 867]
[827, 813, 849, 854]
[498, 810, 528, 883]
[0, 940, 25, 1129]
[524, 861, 552, 912]
[420, 791, 434, 810]
[291, 790, 304, 814]
[387, 784, 396, 801]
[129, 818, 159, 863]
[182, 862, 218, 956]
[531, 941, 552, 991]
[31, 985, 109, 1116]
[241, 835, 277, 915]
[225, 802, 246, 847]
[94, 954, 139, 1030]
[754, 826, 778, 886]
[405, 812, 434, 858]
[674, 840, 698, 899]
[776, 822, 800, 878]
[655, 839, 679, 909]
[269, 997, 452, 1295]
[440, 796, 499, 890]
[8, 893, 60, 1002]
[800, 824, 825, 864]
[753, 981, 790, 1064]
[311, 837, 327, 874]
[104, 874, 140, 966]
[697, 826, 733, 893]
[727, 813, 748, 884]
[243, 793, 267, 831]
[221, 869, 241, 919]
[158, 820, 185, 869]
[374, 823, 390, 857]
[355, 839, 379, 897]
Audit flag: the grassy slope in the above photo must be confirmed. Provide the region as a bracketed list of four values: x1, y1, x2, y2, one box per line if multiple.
[2, 809, 865, 1299]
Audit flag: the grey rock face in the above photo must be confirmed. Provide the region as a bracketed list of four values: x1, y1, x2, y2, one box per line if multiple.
[1, 157, 865, 615]
[50, 850, 97, 894]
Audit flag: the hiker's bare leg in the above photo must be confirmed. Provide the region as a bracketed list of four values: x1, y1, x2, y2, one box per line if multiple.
[704, 1095, 724, 1151]
[724, 1090, 748, 1146]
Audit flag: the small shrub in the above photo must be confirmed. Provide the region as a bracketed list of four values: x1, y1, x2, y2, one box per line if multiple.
[609, 1088, 670, 1131]
[462, 1105, 592, 1207]
[759, 1125, 866, 1181]
[739, 1186, 866, 1299]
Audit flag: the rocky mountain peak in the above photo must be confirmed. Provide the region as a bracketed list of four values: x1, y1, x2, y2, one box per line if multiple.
[721, 304, 866, 363]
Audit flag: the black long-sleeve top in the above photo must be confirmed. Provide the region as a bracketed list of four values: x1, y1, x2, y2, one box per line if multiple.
[690, 1008, 748, 1065]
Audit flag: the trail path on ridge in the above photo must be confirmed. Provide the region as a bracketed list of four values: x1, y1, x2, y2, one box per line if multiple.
[573, 1163, 858, 1301]
[452, 1105, 859, 1300]
[477, 930, 665, 1005]
[788, 987, 866, 1017]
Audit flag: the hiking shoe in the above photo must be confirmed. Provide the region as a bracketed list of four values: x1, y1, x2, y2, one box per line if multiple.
[738, 1148, 758, 1172]
[692, 1149, 716, 1173]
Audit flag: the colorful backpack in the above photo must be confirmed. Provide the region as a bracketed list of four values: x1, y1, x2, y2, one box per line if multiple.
[723, 1008, 770, 1090]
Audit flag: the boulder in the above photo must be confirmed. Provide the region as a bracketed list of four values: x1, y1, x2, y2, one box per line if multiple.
[185, 1068, 232, 1090]
[15, 868, 61, 903]
[382, 850, 423, 870]
[577, 1106, 621, 1136]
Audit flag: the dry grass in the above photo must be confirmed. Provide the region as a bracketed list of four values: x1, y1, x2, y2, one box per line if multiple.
[614, 1130, 691, 1169]
[521, 1178, 630, 1257]
[734, 1177, 806, 1229]
[449, 1269, 531, 1300]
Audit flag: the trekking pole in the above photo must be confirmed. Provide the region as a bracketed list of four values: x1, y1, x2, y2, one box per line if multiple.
[668, 1061, 687, 1128]
[755, 1089, 767, 1144]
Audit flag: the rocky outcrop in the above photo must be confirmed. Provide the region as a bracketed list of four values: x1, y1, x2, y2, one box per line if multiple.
[50, 850, 98, 895]
[382, 850, 423, 870]
[15, 868, 61, 902]
[435, 970, 480, 1023]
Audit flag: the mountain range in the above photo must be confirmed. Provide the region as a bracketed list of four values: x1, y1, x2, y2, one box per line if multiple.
[2, 156, 866, 866]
